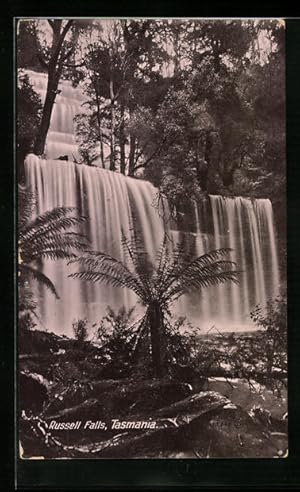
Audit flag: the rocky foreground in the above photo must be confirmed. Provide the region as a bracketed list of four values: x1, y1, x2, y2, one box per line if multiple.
[19, 329, 288, 459]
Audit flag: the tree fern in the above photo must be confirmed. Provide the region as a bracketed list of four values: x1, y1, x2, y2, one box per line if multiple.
[69, 231, 240, 377]
[18, 185, 89, 298]
[19, 264, 59, 298]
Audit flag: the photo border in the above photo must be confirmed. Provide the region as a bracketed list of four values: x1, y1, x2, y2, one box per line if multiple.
[3, 5, 300, 490]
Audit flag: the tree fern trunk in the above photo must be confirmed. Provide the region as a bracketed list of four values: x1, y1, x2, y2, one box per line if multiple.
[148, 302, 165, 378]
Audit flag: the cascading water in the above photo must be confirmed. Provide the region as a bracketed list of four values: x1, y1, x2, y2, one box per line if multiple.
[192, 196, 281, 329]
[23, 74, 281, 336]
[26, 70, 85, 161]
[25, 154, 169, 334]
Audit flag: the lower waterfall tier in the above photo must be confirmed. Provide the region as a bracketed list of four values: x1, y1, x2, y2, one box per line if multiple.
[24, 154, 281, 336]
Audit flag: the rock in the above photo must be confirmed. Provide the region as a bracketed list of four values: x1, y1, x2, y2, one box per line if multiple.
[19, 329, 60, 355]
[34, 391, 286, 458]
[95, 391, 284, 458]
[44, 378, 193, 420]
[203, 377, 287, 419]
[181, 402, 281, 458]
[19, 371, 50, 413]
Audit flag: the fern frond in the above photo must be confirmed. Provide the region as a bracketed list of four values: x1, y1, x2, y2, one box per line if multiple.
[162, 247, 233, 294]
[18, 185, 36, 229]
[18, 187, 90, 299]
[22, 232, 90, 262]
[19, 264, 60, 299]
[121, 232, 154, 297]
[68, 251, 148, 300]
[165, 269, 241, 302]
[20, 213, 87, 244]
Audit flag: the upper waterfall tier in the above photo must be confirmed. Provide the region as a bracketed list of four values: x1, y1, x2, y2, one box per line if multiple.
[24, 154, 281, 336]
[26, 70, 86, 160]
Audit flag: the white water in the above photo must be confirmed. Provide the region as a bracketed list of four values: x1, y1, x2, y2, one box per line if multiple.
[26, 70, 86, 161]
[23, 73, 281, 336]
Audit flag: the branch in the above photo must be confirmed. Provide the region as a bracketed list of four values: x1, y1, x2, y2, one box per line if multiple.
[33, 22, 49, 69]
[47, 19, 56, 31]
[61, 20, 74, 42]
[132, 135, 169, 172]
[132, 162, 146, 173]
[133, 142, 150, 166]
[36, 50, 49, 70]
[60, 45, 76, 64]
[51, 20, 74, 68]
[63, 60, 86, 68]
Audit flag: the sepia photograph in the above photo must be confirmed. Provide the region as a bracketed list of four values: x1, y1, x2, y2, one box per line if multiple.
[17, 18, 287, 459]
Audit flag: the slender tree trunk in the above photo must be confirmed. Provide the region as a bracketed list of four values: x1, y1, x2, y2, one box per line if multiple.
[33, 20, 74, 156]
[94, 86, 105, 168]
[119, 103, 126, 175]
[109, 78, 116, 171]
[128, 135, 136, 176]
[100, 138, 105, 168]
[212, 43, 221, 74]
[148, 302, 165, 378]
[173, 28, 180, 77]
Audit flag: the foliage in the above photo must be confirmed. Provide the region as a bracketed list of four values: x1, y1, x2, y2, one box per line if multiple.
[17, 72, 42, 178]
[250, 296, 287, 379]
[71, 20, 285, 204]
[74, 20, 167, 172]
[18, 185, 89, 298]
[134, 88, 210, 208]
[164, 295, 287, 394]
[17, 19, 285, 213]
[96, 306, 136, 343]
[93, 306, 143, 378]
[18, 282, 38, 331]
[72, 318, 89, 344]
[17, 19, 93, 155]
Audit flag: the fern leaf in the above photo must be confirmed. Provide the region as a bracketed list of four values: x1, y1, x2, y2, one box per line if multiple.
[19, 264, 60, 299]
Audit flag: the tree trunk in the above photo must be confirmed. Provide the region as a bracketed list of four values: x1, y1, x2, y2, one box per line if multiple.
[33, 72, 60, 156]
[33, 21, 66, 156]
[119, 103, 126, 175]
[128, 135, 136, 176]
[213, 46, 221, 74]
[148, 302, 165, 378]
[94, 86, 105, 168]
[109, 78, 116, 171]
[100, 138, 105, 169]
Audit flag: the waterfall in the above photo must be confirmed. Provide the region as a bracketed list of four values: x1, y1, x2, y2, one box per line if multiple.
[26, 70, 85, 161]
[25, 154, 169, 335]
[23, 73, 281, 336]
[201, 196, 280, 328]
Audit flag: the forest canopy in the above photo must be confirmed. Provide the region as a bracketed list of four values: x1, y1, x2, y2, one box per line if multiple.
[17, 19, 285, 212]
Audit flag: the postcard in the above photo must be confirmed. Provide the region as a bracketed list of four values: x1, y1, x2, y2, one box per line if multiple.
[17, 17, 287, 459]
